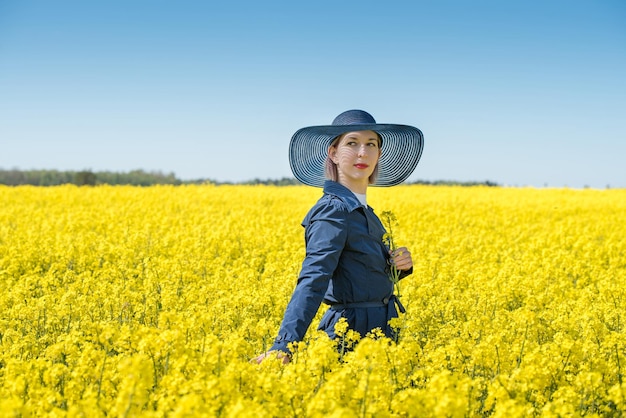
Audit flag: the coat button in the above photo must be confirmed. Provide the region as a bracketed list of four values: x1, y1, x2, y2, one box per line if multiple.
[383, 297, 389, 304]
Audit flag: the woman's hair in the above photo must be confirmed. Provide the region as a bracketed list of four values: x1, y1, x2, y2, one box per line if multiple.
[325, 132, 381, 184]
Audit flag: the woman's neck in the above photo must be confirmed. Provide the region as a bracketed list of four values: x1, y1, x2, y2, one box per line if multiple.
[338, 178, 368, 195]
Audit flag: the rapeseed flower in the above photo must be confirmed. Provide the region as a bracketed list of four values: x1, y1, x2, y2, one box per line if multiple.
[0, 184, 624, 416]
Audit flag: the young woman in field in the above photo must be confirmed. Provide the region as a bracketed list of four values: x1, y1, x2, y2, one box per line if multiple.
[253, 109, 424, 364]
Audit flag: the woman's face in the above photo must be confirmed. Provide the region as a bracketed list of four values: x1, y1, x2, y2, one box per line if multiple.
[328, 130, 381, 191]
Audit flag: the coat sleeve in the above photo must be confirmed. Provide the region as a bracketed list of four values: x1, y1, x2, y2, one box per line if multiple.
[270, 202, 348, 353]
[399, 267, 413, 280]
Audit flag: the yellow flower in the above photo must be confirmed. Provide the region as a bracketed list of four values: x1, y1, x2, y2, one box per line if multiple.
[0, 184, 625, 416]
[381, 210, 402, 298]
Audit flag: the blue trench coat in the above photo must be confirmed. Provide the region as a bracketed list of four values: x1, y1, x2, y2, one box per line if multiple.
[270, 181, 410, 354]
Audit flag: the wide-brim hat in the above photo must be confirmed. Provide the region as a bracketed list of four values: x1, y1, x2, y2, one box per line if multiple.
[289, 109, 424, 187]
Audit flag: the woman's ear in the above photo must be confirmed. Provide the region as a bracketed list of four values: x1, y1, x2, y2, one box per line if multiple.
[328, 146, 338, 163]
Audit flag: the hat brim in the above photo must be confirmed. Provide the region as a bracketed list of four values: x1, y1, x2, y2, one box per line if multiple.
[289, 123, 424, 187]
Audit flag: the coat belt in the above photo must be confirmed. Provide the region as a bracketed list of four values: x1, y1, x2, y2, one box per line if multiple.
[330, 294, 405, 314]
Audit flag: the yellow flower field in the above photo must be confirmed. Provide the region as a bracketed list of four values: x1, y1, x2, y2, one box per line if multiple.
[0, 184, 624, 417]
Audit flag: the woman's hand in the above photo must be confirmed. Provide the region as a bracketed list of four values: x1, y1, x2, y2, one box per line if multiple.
[390, 247, 413, 271]
[251, 351, 291, 365]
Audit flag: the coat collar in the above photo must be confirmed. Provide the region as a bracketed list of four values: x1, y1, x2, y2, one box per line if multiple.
[323, 181, 364, 212]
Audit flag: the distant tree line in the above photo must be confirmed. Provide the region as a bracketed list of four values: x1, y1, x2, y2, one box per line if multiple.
[0, 169, 499, 187]
[0, 169, 181, 186]
[406, 179, 500, 187]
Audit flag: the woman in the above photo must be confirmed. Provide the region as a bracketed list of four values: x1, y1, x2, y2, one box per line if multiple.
[254, 109, 424, 364]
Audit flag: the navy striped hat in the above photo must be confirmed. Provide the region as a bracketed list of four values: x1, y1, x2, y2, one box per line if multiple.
[289, 109, 424, 187]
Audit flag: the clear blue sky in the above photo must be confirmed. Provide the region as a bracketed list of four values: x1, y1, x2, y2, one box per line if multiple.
[1, 0, 625, 188]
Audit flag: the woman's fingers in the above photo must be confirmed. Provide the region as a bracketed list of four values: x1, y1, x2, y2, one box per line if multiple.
[250, 351, 291, 365]
[391, 247, 413, 270]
